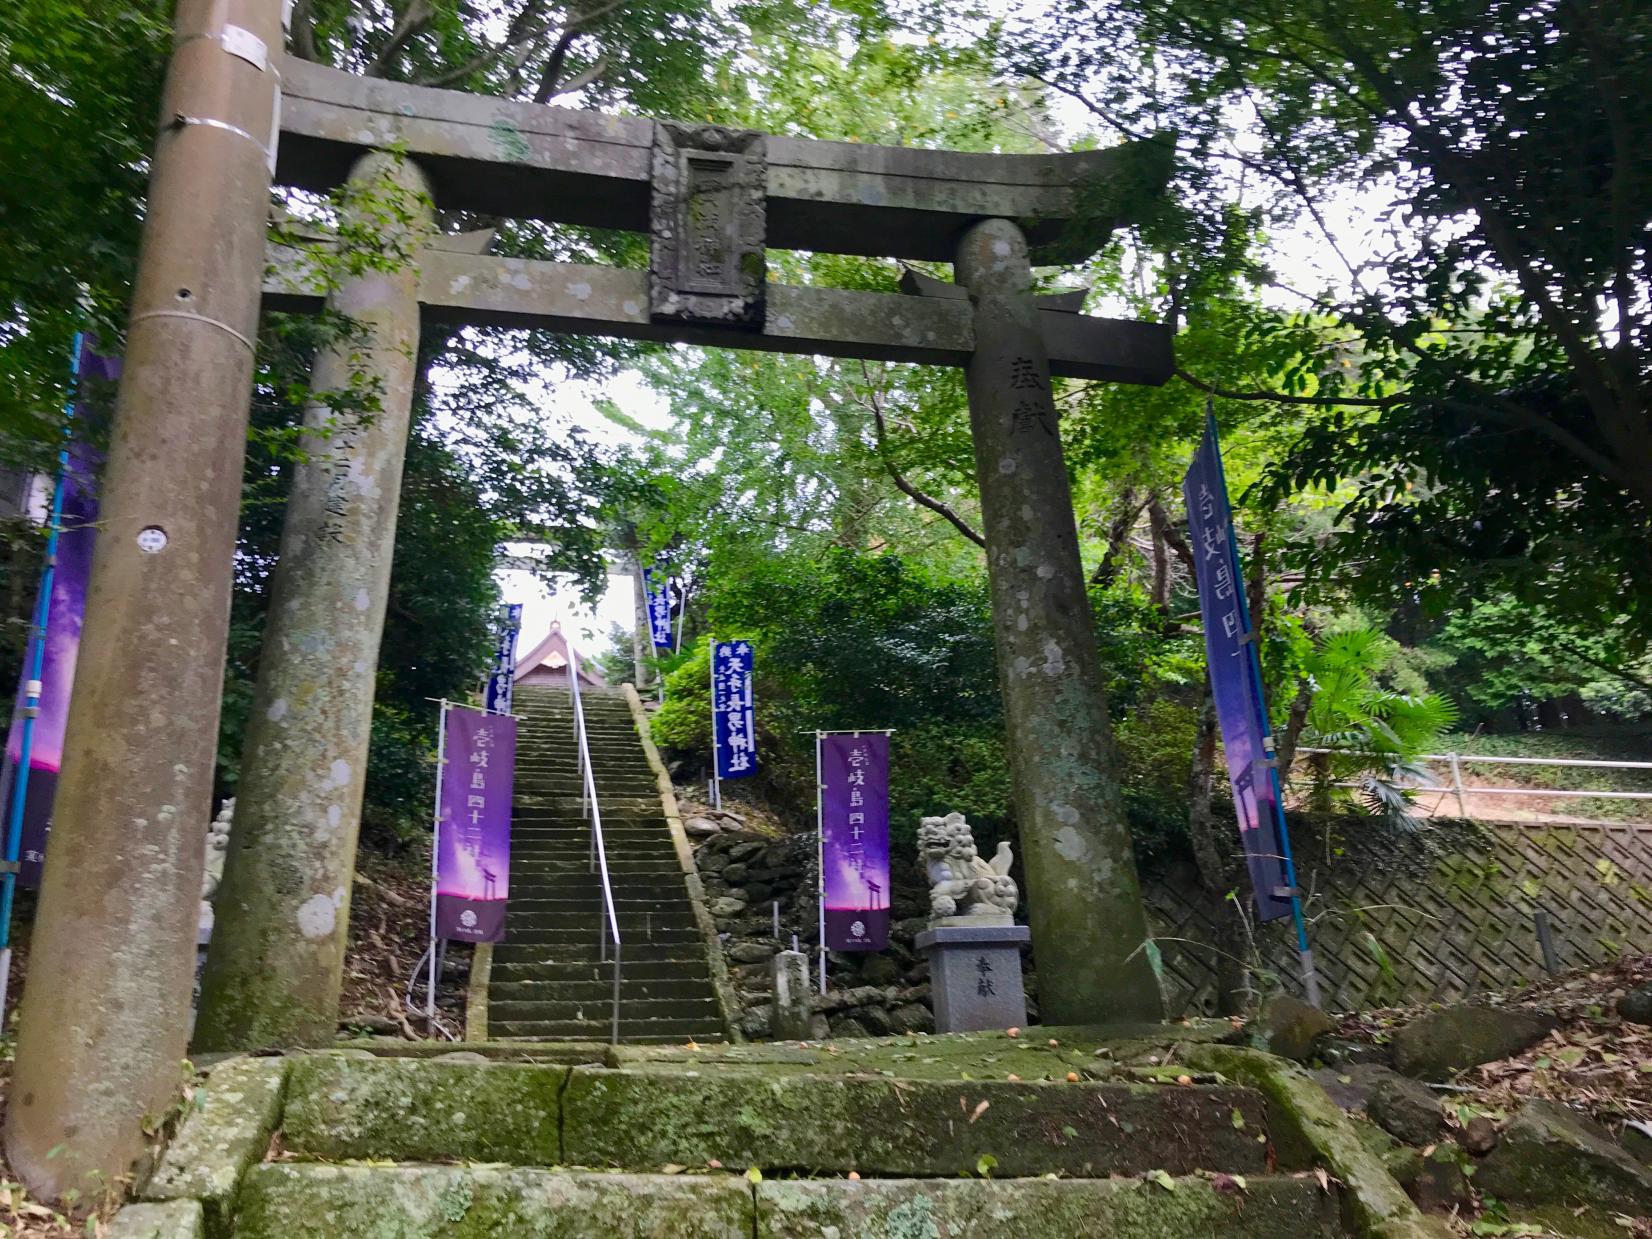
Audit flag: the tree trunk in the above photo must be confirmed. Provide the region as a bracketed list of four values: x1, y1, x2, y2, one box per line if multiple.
[1186, 685, 1249, 1015]
[194, 152, 434, 1051]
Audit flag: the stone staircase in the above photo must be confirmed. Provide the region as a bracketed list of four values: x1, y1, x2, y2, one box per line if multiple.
[486, 684, 727, 1043]
[131, 1027, 1419, 1238]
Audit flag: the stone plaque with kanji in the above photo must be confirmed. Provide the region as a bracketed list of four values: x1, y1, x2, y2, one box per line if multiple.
[649, 121, 766, 327]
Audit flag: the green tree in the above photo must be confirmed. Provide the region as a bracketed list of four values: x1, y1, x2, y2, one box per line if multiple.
[1013, 0, 1652, 634]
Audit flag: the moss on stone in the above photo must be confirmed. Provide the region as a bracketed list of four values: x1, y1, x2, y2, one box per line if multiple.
[142, 1057, 289, 1238]
[233, 1165, 752, 1237]
[1476, 1100, 1652, 1216]
[562, 1066, 1268, 1177]
[609, 1022, 1242, 1083]
[104, 1200, 205, 1239]
[1180, 1045, 1449, 1239]
[755, 1174, 1342, 1238]
[280, 1054, 564, 1164]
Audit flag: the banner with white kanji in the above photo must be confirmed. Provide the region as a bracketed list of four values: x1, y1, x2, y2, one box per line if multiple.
[643, 567, 674, 649]
[1183, 414, 1295, 923]
[435, 704, 516, 942]
[820, 733, 890, 951]
[711, 641, 757, 780]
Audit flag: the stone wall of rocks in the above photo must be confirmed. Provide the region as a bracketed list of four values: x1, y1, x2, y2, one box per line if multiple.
[688, 813, 1040, 1040]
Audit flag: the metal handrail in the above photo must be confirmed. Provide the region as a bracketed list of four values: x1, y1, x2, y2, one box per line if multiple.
[567, 647, 621, 1044]
[1294, 746, 1652, 816]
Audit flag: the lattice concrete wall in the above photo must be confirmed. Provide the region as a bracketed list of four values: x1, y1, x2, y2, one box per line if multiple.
[1144, 818, 1652, 1015]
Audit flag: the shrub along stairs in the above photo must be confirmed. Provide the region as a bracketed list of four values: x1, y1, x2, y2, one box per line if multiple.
[126, 1026, 1443, 1237]
[484, 683, 728, 1043]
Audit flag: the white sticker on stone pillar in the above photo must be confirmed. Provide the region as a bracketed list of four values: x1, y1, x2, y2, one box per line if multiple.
[221, 25, 268, 70]
[136, 526, 168, 553]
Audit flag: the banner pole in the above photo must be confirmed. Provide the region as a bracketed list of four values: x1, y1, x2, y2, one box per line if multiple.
[708, 640, 721, 811]
[673, 580, 686, 654]
[816, 730, 826, 995]
[0, 332, 85, 1027]
[428, 698, 450, 1023]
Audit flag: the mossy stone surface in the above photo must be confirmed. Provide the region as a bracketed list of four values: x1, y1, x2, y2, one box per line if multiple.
[1476, 1100, 1652, 1216]
[143, 1056, 288, 1236]
[104, 1200, 204, 1239]
[608, 1023, 1241, 1083]
[281, 1054, 563, 1164]
[756, 1174, 1343, 1238]
[1388, 1006, 1556, 1081]
[562, 1066, 1268, 1177]
[1180, 1045, 1448, 1239]
[335, 1037, 607, 1064]
[234, 1165, 752, 1237]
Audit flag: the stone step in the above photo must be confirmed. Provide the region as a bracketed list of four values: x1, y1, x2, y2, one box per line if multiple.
[510, 845, 680, 860]
[510, 846, 680, 864]
[509, 832, 676, 848]
[504, 915, 700, 938]
[490, 996, 721, 1025]
[277, 1058, 1276, 1180]
[516, 782, 661, 796]
[509, 856, 681, 874]
[490, 1020, 726, 1043]
[510, 827, 673, 840]
[488, 977, 716, 1004]
[508, 875, 687, 895]
[234, 1164, 1341, 1238]
[502, 929, 703, 948]
[511, 815, 672, 828]
[491, 959, 710, 983]
[511, 896, 698, 914]
[493, 949, 707, 970]
[482, 958, 703, 977]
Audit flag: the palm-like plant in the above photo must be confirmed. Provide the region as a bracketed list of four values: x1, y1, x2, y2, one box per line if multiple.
[1298, 628, 1460, 829]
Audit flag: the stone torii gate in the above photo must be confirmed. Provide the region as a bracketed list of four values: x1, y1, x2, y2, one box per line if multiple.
[7, 0, 1175, 1197]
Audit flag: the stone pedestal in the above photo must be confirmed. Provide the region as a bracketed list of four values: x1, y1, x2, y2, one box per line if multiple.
[916, 922, 1030, 1033]
[769, 949, 813, 1041]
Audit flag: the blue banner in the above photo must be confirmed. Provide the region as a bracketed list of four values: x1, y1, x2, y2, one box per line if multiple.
[1183, 416, 1296, 923]
[643, 568, 674, 649]
[483, 603, 523, 715]
[711, 640, 757, 780]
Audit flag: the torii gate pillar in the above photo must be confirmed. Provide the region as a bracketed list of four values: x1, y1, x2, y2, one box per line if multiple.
[956, 220, 1162, 1023]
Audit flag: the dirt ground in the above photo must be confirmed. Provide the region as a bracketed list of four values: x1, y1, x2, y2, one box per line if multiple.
[1335, 950, 1652, 1135]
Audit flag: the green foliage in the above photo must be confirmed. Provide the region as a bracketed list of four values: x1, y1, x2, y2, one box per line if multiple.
[1115, 698, 1200, 863]
[1433, 598, 1652, 724]
[1013, 0, 1652, 640]
[1301, 628, 1460, 828]
[0, 0, 167, 464]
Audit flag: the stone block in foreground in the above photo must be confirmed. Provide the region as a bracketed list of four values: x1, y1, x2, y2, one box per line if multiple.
[1476, 1099, 1652, 1216]
[105, 1200, 204, 1239]
[234, 1165, 753, 1238]
[143, 1056, 288, 1234]
[756, 1175, 1342, 1238]
[562, 1067, 1269, 1177]
[281, 1053, 564, 1163]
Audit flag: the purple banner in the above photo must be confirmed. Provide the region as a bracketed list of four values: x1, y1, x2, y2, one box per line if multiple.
[820, 733, 890, 950]
[1183, 415, 1295, 923]
[0, 341, 117, 888]
[435, 704, 516, 942]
